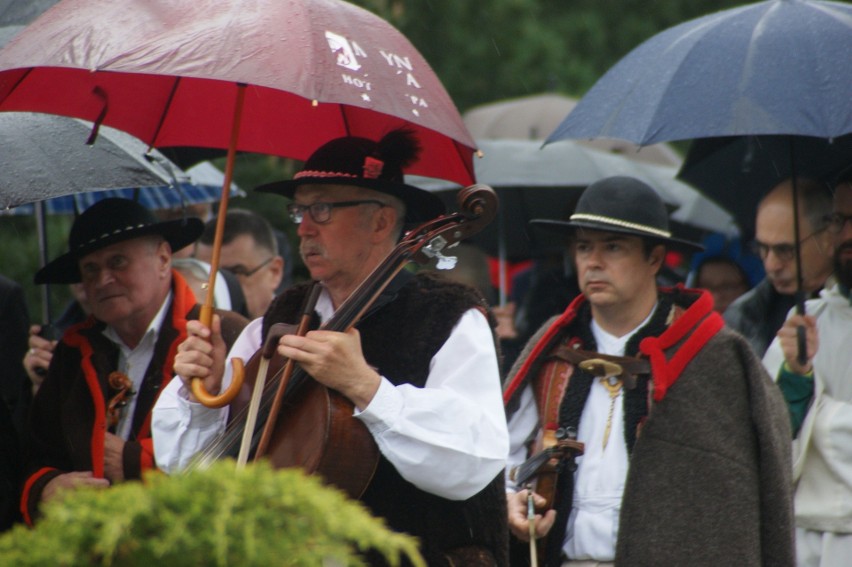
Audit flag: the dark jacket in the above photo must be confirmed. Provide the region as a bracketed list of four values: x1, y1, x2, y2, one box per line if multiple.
[20, 272, 247, 524]
[723, 278, 797, 357]
[505, 286, 794, 567]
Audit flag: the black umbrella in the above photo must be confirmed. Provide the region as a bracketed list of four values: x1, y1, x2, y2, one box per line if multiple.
[678, 134, 852, 237]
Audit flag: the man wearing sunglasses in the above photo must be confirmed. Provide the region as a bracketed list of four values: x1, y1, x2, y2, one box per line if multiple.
[763, 178, 852, 567]
[153, 130, 509, 565]
[724, 178, 834, 357]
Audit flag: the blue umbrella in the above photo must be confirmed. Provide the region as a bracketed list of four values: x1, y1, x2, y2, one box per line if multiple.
[547, 0, 852, 145]
[3, 161, 244, 216]
[546, 0, 852, 364]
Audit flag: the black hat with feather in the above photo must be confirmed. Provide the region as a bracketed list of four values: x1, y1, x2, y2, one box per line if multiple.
[257, 129, 445, 224]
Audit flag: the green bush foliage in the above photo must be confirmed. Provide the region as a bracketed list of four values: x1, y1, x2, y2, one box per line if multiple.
[0, 461, 424, 567]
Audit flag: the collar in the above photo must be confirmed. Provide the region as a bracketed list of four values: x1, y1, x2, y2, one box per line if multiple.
[102, 290, 173, 351]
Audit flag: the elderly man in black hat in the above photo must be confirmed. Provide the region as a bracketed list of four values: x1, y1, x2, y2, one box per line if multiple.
[153, 130, 509, 566]
[20, 199, 247, 526]
[503, 176, 794, 567]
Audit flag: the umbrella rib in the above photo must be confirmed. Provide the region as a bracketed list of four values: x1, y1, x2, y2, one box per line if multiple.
[0, 66, 31, 106]
[339, 104, 351, 136]
[147, 76, 182, 148]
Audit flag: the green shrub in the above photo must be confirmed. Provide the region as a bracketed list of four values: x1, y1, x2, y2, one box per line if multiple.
[0, 461, 424, 567]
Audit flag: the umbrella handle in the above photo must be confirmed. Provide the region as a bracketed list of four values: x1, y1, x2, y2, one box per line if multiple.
[190, 304, 245, 408]
[190, 84, 247, 409]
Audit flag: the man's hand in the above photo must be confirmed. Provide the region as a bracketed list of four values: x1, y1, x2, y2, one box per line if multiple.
[777, 314, 819, 375]
[507, 489, 556, 541]
[174, 316, 226, 402]
[23, 324, 57, 394]
[41, 471, 110, 503]
[493, 302, 519, 340]
[103, 432, 125, 483]
[277, 327, 380, 411]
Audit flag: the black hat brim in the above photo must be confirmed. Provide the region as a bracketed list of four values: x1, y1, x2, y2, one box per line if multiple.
[256, 176, 445, 225]
[35, 217, 204, 284]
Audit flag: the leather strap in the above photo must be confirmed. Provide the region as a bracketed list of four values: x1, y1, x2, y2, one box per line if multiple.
[548, 344, 651, 390]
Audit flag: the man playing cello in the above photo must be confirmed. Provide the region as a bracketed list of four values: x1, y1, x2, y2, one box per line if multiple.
[152, 130, 510, 566]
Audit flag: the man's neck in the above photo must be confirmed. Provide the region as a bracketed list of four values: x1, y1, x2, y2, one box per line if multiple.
[590, 293, 658, 338]
[109, 290, 171, 349]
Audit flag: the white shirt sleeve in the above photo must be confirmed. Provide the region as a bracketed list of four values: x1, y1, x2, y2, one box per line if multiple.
[152, 317, 263, 474]
[355, 308, 509, 500]
[153, 310, 509, 500]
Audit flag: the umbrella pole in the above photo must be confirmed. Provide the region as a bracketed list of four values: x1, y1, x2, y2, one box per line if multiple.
[35, 200, 52, 325]
[788, 143, 809, 366]
[191, 83, 247, 408]
[498, 216, 507, 306]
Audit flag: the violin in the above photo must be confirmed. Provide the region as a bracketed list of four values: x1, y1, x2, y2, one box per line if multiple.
[511, 426, 584, 510]
[510, 427, 583, 567]
[106, 371, 134, 430]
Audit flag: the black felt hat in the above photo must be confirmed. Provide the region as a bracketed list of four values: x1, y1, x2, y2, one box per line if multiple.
[35, 198, 204, 284]
[256, 129, 445, 224]
[530, 176, 703, 253]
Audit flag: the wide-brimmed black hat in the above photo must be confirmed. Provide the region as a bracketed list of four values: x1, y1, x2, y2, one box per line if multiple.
[530, 176, 703, 253]
[256, 129, 445, 224]
[35, 198, 204, 284]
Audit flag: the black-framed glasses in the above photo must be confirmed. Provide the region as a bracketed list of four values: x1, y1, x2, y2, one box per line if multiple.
[287, 200, 386, 224]
[825, 212, 852, 234]
[750, 230, 823, 262]
[222, 256, 273, 277]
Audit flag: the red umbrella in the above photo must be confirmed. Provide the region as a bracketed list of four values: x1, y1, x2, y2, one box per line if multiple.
[0, 0, 476, 405]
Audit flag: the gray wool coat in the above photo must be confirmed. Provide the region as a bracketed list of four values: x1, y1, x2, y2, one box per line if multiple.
[505, 290, 795, 567]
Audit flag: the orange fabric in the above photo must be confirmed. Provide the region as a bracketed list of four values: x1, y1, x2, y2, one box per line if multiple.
[20, 467, 57, 527]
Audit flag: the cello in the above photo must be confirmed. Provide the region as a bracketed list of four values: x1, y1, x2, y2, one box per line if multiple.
[193, 184, 498, 499]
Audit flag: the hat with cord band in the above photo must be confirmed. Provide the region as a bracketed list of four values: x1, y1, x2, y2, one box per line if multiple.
[35, 198, 204, 284]
[530, 176, 703, 253]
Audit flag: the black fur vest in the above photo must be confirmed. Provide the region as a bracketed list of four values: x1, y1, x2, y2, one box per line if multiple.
[263, 271, 509, 566]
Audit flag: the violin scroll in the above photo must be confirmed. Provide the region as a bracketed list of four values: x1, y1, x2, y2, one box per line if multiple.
[107, 371, 134, 429]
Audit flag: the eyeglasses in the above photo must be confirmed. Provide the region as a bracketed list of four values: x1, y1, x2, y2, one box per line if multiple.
[222, 256, 273, 277]
[750, 230, 823, 262]
[825, 212, 852, 234]
[287, 200, 386, 224]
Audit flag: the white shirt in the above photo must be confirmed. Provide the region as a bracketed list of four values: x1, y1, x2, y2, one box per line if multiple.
[506, 306, 656, 561]
[103, 291, 172, 440]
[152, 285, 509, 500]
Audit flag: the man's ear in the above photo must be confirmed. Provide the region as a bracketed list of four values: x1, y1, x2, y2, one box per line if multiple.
[158, 240, 173, 277]
[268, 256, 284, 288]
[371, 205, 398, 242]
[649, 244, 666, 273]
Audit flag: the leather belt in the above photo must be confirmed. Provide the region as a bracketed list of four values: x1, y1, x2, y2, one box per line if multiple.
[548, 344, 651, 389]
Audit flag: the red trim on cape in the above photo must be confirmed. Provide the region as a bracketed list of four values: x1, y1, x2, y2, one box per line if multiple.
[639, 287, 724, 401]
[503, 294, 586, 403]
[63, 325, 106, 479]
[20, 467, 57, 527]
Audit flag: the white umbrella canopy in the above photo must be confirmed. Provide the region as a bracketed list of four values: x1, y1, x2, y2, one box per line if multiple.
[463, 93, 683, 167]
[411, 138, 738, 260]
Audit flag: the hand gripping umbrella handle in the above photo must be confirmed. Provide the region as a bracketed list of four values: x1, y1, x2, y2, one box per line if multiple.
[191, 304, 245, 408]
[190, 83, 247, 409]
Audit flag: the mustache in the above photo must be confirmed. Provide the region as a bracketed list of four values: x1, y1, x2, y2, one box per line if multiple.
[299, 242, 325, 260]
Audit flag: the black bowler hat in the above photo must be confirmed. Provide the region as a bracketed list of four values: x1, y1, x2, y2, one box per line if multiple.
[256, 129, 445, 224]
[530, 176, 703, 253]
[35, 198, 204, 284]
